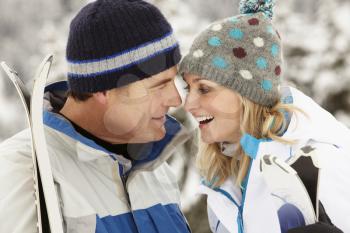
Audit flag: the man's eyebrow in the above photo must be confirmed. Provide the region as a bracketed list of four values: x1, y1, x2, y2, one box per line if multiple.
[149, 77, 173, 88]
[193, 78, 202, 83]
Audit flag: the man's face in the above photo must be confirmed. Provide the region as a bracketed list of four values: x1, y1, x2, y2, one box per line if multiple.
[102, 66, 181, 143]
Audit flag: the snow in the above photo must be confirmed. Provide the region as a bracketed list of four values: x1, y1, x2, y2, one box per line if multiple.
[0, 71, 27, 139]
[332, 3, 350, 38]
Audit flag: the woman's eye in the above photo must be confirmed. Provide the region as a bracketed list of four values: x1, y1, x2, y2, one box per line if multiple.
[183, 84, 210, 94]
[198, 85, 210, 94]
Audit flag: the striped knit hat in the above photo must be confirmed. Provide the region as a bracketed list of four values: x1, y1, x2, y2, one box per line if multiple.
[66, 0, 181, 93]
[179, 0, 281, 107]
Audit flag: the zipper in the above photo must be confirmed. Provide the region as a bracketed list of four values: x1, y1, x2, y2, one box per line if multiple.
[213, 187, 244, 233]
[112, 160, 132, 208]
[237, 211, 244, 233]
[212, 159, 253, 233]
[239, 160, 253, 233]
[121, 173, 131, 207]
[116, 161, 146, 232]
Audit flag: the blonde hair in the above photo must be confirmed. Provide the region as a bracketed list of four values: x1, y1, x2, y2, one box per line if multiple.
[197, 96, 301, 187]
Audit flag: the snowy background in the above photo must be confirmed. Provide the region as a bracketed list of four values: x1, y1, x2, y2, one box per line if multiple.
[0, 0, 349, 232]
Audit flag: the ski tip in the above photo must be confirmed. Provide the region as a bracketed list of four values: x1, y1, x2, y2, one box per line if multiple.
[0, 61, 19, 77]
[0, 61, 8, 70]
[44, 54, 54, 63]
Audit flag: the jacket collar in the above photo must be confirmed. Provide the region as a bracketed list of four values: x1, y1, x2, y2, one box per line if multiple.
[278, 86, 350, 149]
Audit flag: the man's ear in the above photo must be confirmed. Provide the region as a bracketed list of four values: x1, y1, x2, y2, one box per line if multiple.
[92, 91, 108, 105]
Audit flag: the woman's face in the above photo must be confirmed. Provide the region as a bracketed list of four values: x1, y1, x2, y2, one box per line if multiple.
[184, 74, 242, 144]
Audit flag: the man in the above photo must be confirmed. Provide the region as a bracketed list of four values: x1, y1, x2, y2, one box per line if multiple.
[0, 0, 193, 232]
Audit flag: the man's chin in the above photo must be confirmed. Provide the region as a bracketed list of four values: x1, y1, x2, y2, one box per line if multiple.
[145, 127, 166, 142]
[153, 129, 166, 141]
[150, 126, 167, 142]
[127, 127, 166, 143]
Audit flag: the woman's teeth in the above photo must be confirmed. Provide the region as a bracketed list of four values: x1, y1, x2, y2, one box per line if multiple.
[196, 116, 214, 124]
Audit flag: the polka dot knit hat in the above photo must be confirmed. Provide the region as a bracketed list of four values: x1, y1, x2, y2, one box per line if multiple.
[179, 0, 282, 107]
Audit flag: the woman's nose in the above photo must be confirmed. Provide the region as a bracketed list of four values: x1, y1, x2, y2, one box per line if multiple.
[184, 91, 198, 113]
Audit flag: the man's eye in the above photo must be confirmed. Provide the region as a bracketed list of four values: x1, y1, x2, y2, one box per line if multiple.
[151, 83, 167, 91]
[158, 84, 167, 89]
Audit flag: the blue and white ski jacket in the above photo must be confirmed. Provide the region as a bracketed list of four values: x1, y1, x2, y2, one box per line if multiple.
[0, 81, 192, 233]
[199, 86, 350, 233]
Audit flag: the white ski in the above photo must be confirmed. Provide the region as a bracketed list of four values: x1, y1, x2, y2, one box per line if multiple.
[0, 61, 43, 233]
[260, 148, 320, 225]
[1, 55, 64, 233]
[31, 54, 64, 233]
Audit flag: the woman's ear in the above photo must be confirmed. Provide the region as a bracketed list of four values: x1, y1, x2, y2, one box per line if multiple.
[92, 91, 108, 105]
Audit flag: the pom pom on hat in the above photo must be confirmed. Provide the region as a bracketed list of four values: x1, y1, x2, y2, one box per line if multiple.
[239, 0, 275, 19]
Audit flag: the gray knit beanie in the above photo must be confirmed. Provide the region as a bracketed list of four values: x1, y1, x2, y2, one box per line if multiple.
[179, 0, 282, 107]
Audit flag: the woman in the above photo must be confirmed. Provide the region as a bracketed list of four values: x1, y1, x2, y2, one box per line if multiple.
[179, 0, 350, 233]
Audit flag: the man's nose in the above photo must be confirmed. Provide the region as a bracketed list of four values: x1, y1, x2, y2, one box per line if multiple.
[165, 81, 182, 107]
